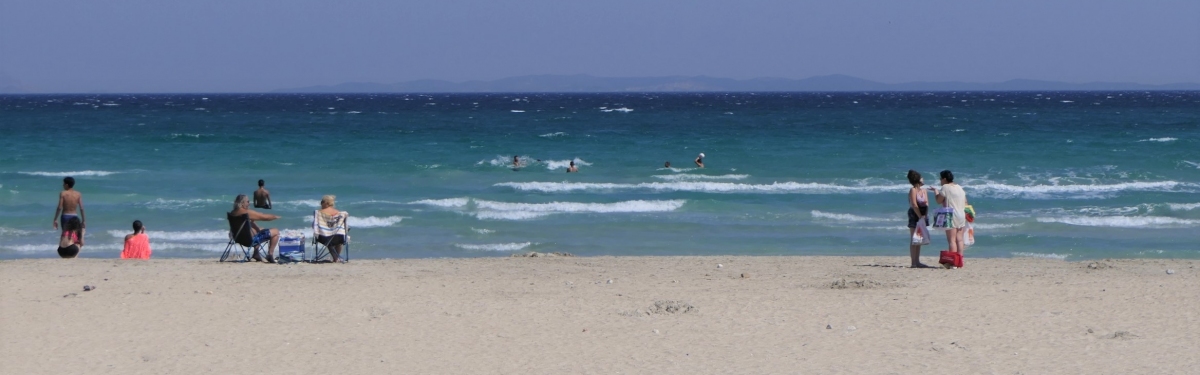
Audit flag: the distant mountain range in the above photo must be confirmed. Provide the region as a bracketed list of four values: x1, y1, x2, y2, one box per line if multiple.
[275, 74, 1200, 93]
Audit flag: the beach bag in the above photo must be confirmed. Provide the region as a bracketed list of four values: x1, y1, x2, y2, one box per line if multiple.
[962, 222, 975, 247]
[911, 224, 931, 246]
[276, 233, 305, 263]
[964, 205, 976, 223]
[939, 250, 964, 268]
[932, 207, 954, 229]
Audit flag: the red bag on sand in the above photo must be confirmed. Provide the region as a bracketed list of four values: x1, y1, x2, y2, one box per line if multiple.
[939, 251, 955, 266]
[939, 251, 965, 268]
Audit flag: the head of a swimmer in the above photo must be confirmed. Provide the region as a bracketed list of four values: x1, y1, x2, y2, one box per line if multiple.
[907, 170, 923, 186]
[320, 195, 336, 209]
[258, 179, 265, 187]
[939, 170, 954, 184]
[664, 161, 671, 168]
[132, 220, 144, 234]
[569, 161, 575, 167]
[63, 177, 75, 189]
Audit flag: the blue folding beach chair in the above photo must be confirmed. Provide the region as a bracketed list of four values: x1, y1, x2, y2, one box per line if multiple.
[221, 213, 265, 262]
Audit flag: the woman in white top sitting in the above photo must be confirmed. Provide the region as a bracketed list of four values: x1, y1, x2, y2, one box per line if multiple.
[314, 195, 349, 263]
[935, 170, 969, 263]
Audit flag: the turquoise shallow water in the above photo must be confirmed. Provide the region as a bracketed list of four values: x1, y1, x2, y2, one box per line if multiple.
[1, 92, 1198, 260]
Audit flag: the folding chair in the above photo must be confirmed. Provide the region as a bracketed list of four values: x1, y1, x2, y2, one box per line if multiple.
[311, 210, 350, 262]
[221, 213, 265, 262]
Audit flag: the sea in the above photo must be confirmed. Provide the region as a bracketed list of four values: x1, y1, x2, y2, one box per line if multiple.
[1, 92, 1198, 260]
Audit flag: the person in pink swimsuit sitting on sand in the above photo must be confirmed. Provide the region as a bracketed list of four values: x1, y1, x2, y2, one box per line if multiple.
[121, 220, 152, 259]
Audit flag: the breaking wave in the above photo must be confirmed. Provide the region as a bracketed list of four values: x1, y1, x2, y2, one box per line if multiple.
[495, 181, 910, 194]
[454, 242, 533, 251]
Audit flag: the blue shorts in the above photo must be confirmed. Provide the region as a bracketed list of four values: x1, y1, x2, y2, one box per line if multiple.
[252, 229, 273, 245]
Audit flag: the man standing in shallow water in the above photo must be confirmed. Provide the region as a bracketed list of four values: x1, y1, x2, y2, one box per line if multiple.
[254, 179, 272, 209]
[52, 177, 85, 232]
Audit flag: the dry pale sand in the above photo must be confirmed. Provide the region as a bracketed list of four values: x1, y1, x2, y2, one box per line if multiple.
[2, 256, 1198, 375]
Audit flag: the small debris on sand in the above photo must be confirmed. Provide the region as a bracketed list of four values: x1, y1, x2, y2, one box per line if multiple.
[1103, 331, 1139, 340]
[741, 273, 750, 278]
[717, 264, 723, 269]
[828, 279, 885, 289]
[83, 285, 94, 292]
[1166, 269, 1175, 275]
[648, 300, 696, 315]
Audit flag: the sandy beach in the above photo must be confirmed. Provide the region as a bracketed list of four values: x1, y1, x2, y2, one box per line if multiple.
[2, 256, 1197, 374]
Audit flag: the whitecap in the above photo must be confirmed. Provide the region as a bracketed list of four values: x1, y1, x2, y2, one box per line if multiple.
[495, 181, 910, 194]
[544, 158, 591, 170]
[539, 132, 568, 138]
[1011, 252, 1070, 260]
[18, 170, 120, 177]
[348, 216, 404, 228]
[473, 199, 685, 214]
[968, 181, 1189, 199]
[510, 110, 525, 113]
[409, 198, 470, 208]
[810, 210, 880, 222]
[454, 242, 532, 251]
[473, 211, 555, 220]
[471, 228, 495, 234]
[1139, 137, 1177, 142]
[1168, 203, 1200, 211]
[141, 198, 223, 210]
[275, 200, 321, 208]
[1035, 216, 1200, 228]
[652, 174, 749, 181]
[107, 229, 227, 241]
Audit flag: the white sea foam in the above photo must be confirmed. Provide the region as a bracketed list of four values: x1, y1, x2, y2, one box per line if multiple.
[544, 158, 592, 170]
[1138, 137, 1177, 142]
[474, 211, 555, 220]
[539, 132, 568, 138]
[142, 198, 223, 210]
[454, 242, 533, 251]
[18, 170, 120, 177]
[1036, 216, 1200, 228]
[511, 110, 525, 113]
[1011, 252, 1071, 260]
[107, 230, 227, 241]
[276, 200, 321, 208]
[348, 216, 404, 228]
[968, 223, 1022, 230]
[810, 210, 879, 222]
[471, 228, 495, 234]
[652, 174, 749, 181]
[656, 167, 698, 173]
[0, 227, 39, 236]
[1182, 161, 1200, 169]
[411, 197, 685, 220]
[1168, 203, 1200, 211]
[495, 181, 910, 194]
[969, 181, 1188, 198]
[410, 198, 470, 208]
[474, 199, 685, 214]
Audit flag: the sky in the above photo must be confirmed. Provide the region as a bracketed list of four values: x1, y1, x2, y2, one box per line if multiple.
[1, 0, 1197, 93]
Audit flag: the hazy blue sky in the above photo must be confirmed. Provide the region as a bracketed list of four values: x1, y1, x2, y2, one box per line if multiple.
[1, 0, 1197, 92]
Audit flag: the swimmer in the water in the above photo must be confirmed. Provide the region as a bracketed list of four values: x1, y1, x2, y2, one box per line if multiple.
[567, 160, 578, 173]
[664, 161, 671, 168]
[694, 153, 705, 168]
[513, 155, 520, 168]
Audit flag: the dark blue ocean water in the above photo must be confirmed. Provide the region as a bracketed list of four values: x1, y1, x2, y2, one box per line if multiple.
[2, 92, 1198, 260]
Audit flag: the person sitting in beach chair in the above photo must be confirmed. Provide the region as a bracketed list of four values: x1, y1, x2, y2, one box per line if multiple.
[312, 195, 349, 263]
[224, 194, 280, 262]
